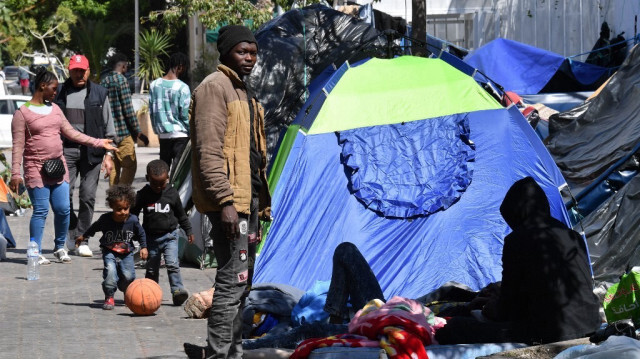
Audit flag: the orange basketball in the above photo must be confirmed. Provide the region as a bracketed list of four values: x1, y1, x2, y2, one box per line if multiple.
[125, 278, 163, 315]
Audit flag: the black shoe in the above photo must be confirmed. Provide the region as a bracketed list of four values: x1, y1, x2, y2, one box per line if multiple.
[173, 288, 189, 306]
[590, 319, 637, 343]
[183, 343, 206, 359]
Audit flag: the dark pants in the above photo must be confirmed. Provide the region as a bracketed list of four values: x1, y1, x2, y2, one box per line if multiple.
[64, 147, 101, 243]
[159, 137, 189, 172]
[324, 242, 385, 319]
[205, 198, 259, 359]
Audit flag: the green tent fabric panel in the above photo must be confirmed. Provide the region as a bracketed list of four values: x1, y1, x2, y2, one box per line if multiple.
[205, 26, 223, 43]
[205, 20, 255, 43]
[267, 124, 304, 194]
[308, 56, 502, 135]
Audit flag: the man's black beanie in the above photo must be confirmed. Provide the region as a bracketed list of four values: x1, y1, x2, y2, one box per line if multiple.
[217, 25, 257, 57]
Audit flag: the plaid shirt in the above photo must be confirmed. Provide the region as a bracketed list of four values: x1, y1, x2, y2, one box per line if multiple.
[100, 71, 140, 141]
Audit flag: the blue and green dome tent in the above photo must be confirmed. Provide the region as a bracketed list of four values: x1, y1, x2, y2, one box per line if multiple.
[254, 55, 571, 298]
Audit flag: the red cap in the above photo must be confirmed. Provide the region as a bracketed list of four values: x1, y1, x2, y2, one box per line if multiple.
[68, 55, 89, 70]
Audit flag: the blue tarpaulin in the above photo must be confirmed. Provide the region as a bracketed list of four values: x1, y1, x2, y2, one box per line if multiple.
[465, 38, 608, 94]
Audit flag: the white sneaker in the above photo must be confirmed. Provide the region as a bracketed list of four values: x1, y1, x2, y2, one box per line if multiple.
[53, 248, 71, 263]
[77, 244, 93, 257]
[38, 255, 51, 265]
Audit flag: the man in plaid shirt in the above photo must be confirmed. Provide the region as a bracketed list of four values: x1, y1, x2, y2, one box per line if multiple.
[101, 53, 149, 185]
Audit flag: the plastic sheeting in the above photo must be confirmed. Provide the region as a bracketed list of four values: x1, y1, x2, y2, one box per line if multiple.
[339, 115, 474, 218]
[581, 175, 640, 283]
[464, 38, 609, 94]
[521, 92, 592, 112]
[546, 44, 640, 188]
[254, 106, 570, 299]
[245, 4, 386, 156]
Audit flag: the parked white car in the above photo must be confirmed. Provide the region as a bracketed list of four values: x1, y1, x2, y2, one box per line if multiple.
[0, 95, 30, 148]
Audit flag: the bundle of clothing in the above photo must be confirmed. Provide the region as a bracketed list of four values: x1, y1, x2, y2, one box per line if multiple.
[290, 296, 445, 359]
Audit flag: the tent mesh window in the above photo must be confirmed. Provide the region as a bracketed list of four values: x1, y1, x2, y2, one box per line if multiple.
[339, 114, 475, 218]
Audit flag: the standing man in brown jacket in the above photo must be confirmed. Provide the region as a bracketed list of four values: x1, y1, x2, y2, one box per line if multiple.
[189, 25, 270, 359]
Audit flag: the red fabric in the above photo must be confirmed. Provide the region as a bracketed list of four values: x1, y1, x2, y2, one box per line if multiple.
[292, 297, 440, 359]
[353, 314, 432, 359]
[381, 326, 429, 359]
[501, 91, 522, 107]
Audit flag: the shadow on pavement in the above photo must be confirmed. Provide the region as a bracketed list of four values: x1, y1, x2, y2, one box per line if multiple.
[54, 301, 104, 309]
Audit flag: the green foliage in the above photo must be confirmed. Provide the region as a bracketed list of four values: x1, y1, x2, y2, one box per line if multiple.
[138, 29, 171, 91]
[191, 46, 220, 88]
[149, 0, 273, 34]
[61, 0, 111, 18]
[71, 18, 132, 81]
[0, 1, 77, 64]
[0, 1, 31, 61]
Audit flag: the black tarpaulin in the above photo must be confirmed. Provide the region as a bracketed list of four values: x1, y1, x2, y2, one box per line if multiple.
[245, 4, 386, 157]
[582, 175, 640, 283]
[546, 44, 640, 188]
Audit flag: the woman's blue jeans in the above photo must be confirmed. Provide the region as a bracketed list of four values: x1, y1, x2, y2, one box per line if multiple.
[27, 182, 70, 252]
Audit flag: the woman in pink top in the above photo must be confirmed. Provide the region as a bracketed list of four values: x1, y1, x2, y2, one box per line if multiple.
[10, 71, 118, 264]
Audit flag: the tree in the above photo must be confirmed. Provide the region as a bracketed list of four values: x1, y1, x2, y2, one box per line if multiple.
[138, 29, 171, 91]
[148, 0, 274, 34]
[70, 17, 132, 81]
[411, 0, 427, 56]
[28, 5, 77, 78]
[0, 0, 77, 68]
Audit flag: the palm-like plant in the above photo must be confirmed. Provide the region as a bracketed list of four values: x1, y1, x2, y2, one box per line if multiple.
[71, 17, 132, 82]
[138, 29, 171, 92]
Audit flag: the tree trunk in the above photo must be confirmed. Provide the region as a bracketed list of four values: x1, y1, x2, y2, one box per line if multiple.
[411, 0, 427, 56]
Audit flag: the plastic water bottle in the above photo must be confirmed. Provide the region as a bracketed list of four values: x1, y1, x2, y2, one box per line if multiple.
[27, 239, 39, 281]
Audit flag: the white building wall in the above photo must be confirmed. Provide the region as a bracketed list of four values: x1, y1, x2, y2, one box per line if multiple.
[356, 0, 640, 58]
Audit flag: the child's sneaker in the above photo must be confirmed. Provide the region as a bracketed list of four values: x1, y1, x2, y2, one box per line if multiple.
[38, 255, 51, 265]
[172, 288, 189, 306]
[103, 297, 115, 310]
[53, 248, 71, 263]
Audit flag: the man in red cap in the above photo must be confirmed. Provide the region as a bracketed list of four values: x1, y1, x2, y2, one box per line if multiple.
[54, 54, 116, 257]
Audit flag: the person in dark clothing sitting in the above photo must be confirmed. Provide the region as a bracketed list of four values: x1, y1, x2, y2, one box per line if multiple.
[435, 176, 601, 345]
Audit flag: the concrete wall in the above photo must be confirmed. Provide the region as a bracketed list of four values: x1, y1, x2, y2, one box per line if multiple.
[355, 0, 640, 57]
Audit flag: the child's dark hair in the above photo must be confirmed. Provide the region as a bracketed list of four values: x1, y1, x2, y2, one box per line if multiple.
[146, 159, 169, 177]
[106, 184, 136, 208]
[34, 70, 57, 91]
[168, 52, 189, 72]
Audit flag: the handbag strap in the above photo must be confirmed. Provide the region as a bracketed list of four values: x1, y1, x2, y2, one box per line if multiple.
[18, 107, 46, 165]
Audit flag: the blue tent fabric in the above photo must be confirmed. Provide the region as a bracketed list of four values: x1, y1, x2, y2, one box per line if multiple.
[255, 106, 570, 299]
[339, 115, 475, 218]
[465, 38, 608, 94]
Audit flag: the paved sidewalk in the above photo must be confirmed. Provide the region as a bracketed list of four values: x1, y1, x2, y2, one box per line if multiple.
[0, 146, 214, 359]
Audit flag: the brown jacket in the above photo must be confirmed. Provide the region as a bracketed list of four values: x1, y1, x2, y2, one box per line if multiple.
[189, 64, 270, 216]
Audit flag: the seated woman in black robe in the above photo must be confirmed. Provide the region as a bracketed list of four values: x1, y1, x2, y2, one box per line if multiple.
[435, 176, 601, 344]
